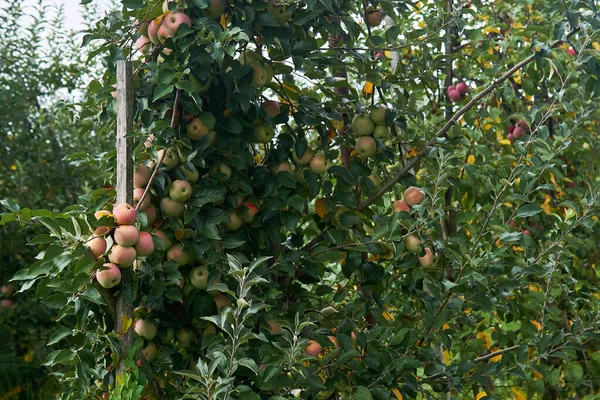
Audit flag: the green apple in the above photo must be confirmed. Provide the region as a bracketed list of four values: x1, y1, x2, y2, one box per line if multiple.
[160, 196, 185, 217]
[253, 122, 274, 143]
[177, 328, 194, 347]
[370, 104, 387, 124]
[210, 163, 232, 179]
[373, 124, 391, 139]
[135, 319, 158, 340]
[169, 180, 193, 202]
[224, 210, 243, 230]
[240, 202, 259, 223]
[272, 161, 292, 174]
[142, 342, 158, 363]
[96, 263, 121, 289]
[157, 148, 178, 170]
[190, 74, 211, 93]
[250, 63, 268, 87]
[352, 114, 375, 136]
[202, 0, 227, 18]
[180, 164, 199, 183]
[405, 234, 422, 254]
[167, 243, 192, 266]
[190, 265, 209, 290]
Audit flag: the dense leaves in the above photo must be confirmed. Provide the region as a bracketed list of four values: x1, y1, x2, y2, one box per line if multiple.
[3, 0, 600, 399]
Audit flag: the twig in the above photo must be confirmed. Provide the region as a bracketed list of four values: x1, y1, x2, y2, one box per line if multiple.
[474, 344, 521, 363]
[134, 89, 181, 211]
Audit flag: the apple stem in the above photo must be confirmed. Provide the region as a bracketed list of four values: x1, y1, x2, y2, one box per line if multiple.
[135, 89, 181, 212]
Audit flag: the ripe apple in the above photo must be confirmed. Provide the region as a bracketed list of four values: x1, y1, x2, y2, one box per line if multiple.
[309, 153, 330, 174]
[404, 187, 425, 206]
[355, 136, 377, 159]
[169, 180, 193, 202]
[273, 161, 292, 174]
[133, 187, 150, 210]
[352, 114, 375, 136]
[364, 6, 382, 27]
[448, 89, 461, 102]
[114, 225, 140, 246]
[177, 329, 194, 347]
[152, 230, 173, 250]
[135, 231, 155, 256]
[327, 335, 339, 348]
[135, 319, 158, 340]
[202, 0, 227, 19]
[190, 265, 209, 290]
[86, 236, 107, 258]
[163, 11, 191, 35]
[508, 124, 515, 134]
[186, 118, 215, 144]
[147, 18, 163, 45]
[456, 82, 468, 96]
[567, 47, 577, 56]
[135, 36, 151, 53]
[108, 245, 137, 267]
[145, 204, 157, 226]
[134, 165, 151, 188]
[157, 24, 171, 43]
[160, 196, 185, 218]
[142, 342, 158, 363]
[419, 248, 438, 268]
[253, 122, 274, 143]
[262, 100, 281, 118]
[404, 234, 422, 254]
[0, 299, 14, 309]
[113, 203, 137, 225]
[214, 293, 230, 311]
[292, 146, 313, 165]
[224, 211, 243, 230]
[393, 200, 410, 213]
[1, 285, 16, 297]
[266, 3, 292, 24]
[370, 104, 387, 125]
[167, 243, 192, 266]
[180, 164, 199, 183]
[240, 202, 259, 224]
[512, 126, 525, 139]
[305, 340, 322, 356]
[96, 263, 121, 289]
[157, 148, 178, 170]
[373, 125, 391, 139]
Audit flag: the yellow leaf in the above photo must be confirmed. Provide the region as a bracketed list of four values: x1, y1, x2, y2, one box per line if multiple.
[331, 120, 344, 131]
[483, 26, 501, 34]
[23, 350, 35, 362]
[443, 349, 453, 365]
[477, 331, 491, 349]
[531, 320, 542, 331]
[406, 147, 420, 159]
[120, 316, 133, 335]
[384, 50, 392, 59]
[464, 308, 473, 315]
[363, 81, 374, 98]
[219, 13, 228, 28]
[533, 370, 543, 380]
[475, 392, 488, 400]
[383, 304, 397, 321]
[489, 346, 502, 363]
[442, 323, 451, 330]
[315, 198, 326, 218]
[466, 155, 476, 164]
[254, 154, 262, 164]
[391, 388, 403, 400]
[10, 165, 17, 171]
[418, 20, 425, 29]
[512, 245, 524, 253]
[512, 387, 526, 400]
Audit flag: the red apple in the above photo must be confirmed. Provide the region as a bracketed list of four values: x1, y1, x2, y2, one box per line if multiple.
[355, 136, 377, 159]
[393, 200, 410, 213]
[147, 18, 163, 45]
[134, 165, 151, 189]
[133, 188, 150, 211]
[214, 293, 230, 311]
[163, 11, 191, 35]
[292, 146, 313, 165]
[153, 230, 173, 250]
[404, 187, 425, 206]
[456, 82, 468, 96]
[418, 248, 438, 268]
[305, 340, 322, 356]
[160, 196, 185, 218]
[364, 6, 382, 27]
[135, 231, 155, 256]
[240, 202, 259, 224]
[167, 243, 192, 266]
[273, 161, 292, 174]
[448, 89, 461, 102]
[114, 225, 140, 246]
[113, 203, 137, 225]
[309, 153, 330, 174]
[86, 236, 107, 258]
[145, 204, 157, 226]
[108, 245, 137, 267]
[262, 100, 281, 118]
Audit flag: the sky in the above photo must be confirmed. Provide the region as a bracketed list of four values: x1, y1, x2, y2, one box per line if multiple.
[21, 0, 114, 31]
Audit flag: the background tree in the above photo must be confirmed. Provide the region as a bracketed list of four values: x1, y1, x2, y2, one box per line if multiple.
[2, 0, 600, 399]
[0, 0, 112, 397]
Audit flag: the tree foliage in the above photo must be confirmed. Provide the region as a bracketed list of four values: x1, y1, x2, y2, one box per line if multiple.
[3, 0, 600, 399]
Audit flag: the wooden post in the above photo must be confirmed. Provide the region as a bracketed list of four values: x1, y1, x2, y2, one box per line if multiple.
[115, 60, 135, 374]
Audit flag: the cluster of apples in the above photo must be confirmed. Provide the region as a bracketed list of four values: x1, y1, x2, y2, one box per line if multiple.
[1, 284, 16, 310]
[446, 82, 469, 102]
[506, 120, 528, 142]
[392, 187, 438, 268]
[351, 105, 390, 159]
[90, 202, 155, 289]
[135, 0, 226, 55]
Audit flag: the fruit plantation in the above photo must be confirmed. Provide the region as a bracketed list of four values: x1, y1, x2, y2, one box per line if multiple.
[2, 0, 600, 399]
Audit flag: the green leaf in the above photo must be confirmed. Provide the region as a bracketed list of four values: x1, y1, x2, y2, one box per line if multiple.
[48, 328, 73, 346]
[516, 204, 542, 218]
[81, 287, 105, 306]
[354, 386, 372, 400]
[153, 84, 174, 102]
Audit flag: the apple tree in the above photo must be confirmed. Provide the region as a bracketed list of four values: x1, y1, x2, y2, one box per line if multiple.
[3, 0, 600, 399]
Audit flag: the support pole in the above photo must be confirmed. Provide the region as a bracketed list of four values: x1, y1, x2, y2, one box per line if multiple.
[115, 60, 134, 374]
